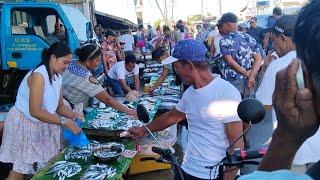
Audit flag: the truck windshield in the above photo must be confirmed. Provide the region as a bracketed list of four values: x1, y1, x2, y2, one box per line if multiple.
[61, 5, 96, 42]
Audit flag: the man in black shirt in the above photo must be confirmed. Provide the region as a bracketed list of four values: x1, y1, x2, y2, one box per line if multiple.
[247, 17, 266, 58]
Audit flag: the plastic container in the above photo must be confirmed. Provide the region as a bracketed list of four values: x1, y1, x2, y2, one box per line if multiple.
[137, 124, 177, 155]
[63, 119, 89, 148]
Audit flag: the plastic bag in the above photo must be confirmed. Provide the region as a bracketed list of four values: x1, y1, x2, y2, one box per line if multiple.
[63, 119, 89, 148]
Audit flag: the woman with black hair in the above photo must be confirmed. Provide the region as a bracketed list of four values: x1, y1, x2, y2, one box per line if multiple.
[0, 42, 81, 179]
[62, 44, 136, 117]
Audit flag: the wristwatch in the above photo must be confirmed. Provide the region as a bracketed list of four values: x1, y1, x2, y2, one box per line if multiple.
[60, 118, 67, 126]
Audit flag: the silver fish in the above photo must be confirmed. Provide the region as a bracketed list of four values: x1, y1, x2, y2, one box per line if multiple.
[46, 161, 82, 179]
[81, 164, 116, 180]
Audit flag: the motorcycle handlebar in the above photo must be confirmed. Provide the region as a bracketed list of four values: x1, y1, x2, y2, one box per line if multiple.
[234, 148, 267, 161]
[152, 146, 166, 155]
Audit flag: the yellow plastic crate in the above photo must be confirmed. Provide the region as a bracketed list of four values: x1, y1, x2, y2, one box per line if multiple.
[129, 154, 171, 175]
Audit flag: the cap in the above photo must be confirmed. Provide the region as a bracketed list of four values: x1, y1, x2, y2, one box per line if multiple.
[271, 15, 297, 37]
[162, 39, 207, 65]
[238, 22, 249, 29]
[219, 12, 238, 25]
[105, 30, 116, 37]
[216, 20, 223, 28]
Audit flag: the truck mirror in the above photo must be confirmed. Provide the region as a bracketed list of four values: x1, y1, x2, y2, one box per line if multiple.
[86, 22, 93, 40]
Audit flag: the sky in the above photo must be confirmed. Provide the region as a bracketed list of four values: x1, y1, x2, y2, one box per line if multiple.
[95, 0, 248, 25]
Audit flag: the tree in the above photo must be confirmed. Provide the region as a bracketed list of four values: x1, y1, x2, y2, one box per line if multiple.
[153, 19, 162, 28]
[187, 14, 205, 22]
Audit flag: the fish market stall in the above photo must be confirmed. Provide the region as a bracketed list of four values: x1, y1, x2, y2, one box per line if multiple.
[126, 76, 182, 175]
[32, 140, 137, 180]
[80, 96, 175, 174]
[145, 76, 182, 111]
[82, 97, 161, 138]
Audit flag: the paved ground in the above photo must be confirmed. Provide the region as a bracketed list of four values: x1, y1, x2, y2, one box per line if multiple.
[130, 110, 274, 179]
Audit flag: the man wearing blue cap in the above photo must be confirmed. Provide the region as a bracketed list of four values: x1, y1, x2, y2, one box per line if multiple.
[128, 39, 244, 179]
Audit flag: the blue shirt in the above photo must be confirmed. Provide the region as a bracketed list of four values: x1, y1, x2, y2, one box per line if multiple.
[239, 170, 313, 180]
[220, 31, 259, 81]
[266, 16, 277, 28]
[247, 26, 265, 44]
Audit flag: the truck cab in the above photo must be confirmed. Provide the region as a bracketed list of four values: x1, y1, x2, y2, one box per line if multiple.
[0, 2, 94, 104]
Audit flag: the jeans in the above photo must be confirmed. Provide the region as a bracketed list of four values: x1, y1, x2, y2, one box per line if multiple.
[106, 76, 124, 96]
[229, 78, 255, 99]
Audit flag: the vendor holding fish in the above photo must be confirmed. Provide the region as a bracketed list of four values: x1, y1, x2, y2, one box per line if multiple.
[0, 42, 82, 179]
[62, 44, 136, 117]
[106, 54, 140, 96]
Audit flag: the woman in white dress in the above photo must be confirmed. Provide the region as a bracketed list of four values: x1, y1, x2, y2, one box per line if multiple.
[0, 42, 82, 180]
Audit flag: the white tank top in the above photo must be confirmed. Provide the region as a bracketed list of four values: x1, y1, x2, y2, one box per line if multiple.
[15, 65, 62, 122]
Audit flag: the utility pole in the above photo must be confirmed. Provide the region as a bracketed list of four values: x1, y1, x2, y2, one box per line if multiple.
[201, 0, 204, 17]
[155, 0, 166, 22]
[218, 0, 222, 16]
[164, 0, 168, 25]
[171, 0, 174, 22]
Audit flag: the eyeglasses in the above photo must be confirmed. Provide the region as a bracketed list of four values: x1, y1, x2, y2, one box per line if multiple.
[250, 21, 256, 24]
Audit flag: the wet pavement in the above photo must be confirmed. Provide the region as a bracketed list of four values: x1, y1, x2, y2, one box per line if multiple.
[130, 110, 273, 179]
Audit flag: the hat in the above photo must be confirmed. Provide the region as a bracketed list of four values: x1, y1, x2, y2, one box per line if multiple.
[270, 15, 297, 37]
[105, 30, 116, 37]
[238, 22, 249, 29]
[216, 20, 223, 28]
[162, 39, 207, 65]
[219, 12, 238, 25]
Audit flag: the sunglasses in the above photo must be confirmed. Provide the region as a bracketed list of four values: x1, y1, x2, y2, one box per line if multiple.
[250, 21, 256, 24]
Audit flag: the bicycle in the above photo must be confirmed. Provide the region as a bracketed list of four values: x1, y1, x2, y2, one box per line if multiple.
[149, 145, 266, 180]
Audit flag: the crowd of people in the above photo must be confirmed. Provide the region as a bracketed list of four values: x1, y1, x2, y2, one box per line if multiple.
[1, 1, 320, 180]
[128, 2, 320, 180]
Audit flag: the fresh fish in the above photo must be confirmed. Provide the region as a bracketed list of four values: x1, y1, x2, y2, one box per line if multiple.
[64, 149, 91, 161]
[46, 161, 81, 179]
[81, 164, 116, 180]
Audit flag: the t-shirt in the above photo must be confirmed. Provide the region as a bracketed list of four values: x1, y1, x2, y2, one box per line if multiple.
[119, 34, 134, 51]
[207, 30, 222, 57]
[247, 26, 265, 44]
[239, 170, 312, 180]
[175, 75, 242, 179]
[256, 51, 296, 129]
[256, 51, 320, 165]
[266, 16, 277, 28]
[108, 61, 139, 81]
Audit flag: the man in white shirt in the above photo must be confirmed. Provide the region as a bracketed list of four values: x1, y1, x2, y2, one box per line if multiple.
[107, 54, 140, 96]
[119, 29, 135, 57]
[256, 15, 320, 173]
[128, 39, 244, 179]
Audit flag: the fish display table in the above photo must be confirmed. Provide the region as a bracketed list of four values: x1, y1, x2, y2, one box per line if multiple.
[32, 140, 136, 180]
[82, 97, 161, 138]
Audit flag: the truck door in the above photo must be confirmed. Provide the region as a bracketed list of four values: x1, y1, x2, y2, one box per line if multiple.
[2, 6, 69, 70]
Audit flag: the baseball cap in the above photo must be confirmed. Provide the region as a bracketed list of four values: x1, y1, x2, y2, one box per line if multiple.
[216, 20, 223, 28]
[238, 22, 249, 29]
[219, 12, 238, 25]
[162, 39, 207, 65]
[270, 15, 297, 37]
